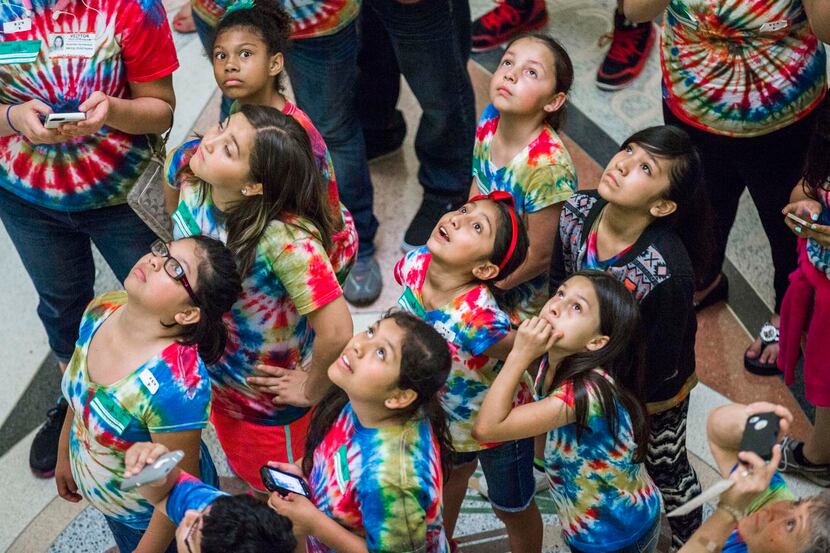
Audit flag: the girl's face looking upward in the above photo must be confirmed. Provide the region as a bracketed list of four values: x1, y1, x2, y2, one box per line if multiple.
[598, 142, 677, 218]
[490, 37, 565, 117]
[189, 113, 258, 193]
[212, 27, 283, 101]
[540, 276, 607, 355]
[426, 200, 502, 277]
[329, 318, 414, 409]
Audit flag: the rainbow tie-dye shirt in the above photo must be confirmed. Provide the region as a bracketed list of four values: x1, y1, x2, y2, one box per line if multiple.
[61, 292, 212, 527]
[395, 247, 530, 453]
[533, 362, 661, 552]
[191, 0, 359, 38]
[472, 104, 577, 323]
[167, 170, 348, 424]
[0, 0, 178, 211]
[661, 0, 827, 137]
[307, 402, 448, 553]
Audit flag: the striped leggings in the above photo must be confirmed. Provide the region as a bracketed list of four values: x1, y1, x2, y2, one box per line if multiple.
[646, 397, 702, 549]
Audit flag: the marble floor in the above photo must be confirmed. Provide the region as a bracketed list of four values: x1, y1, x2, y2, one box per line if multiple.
[0, 1, 825, 551]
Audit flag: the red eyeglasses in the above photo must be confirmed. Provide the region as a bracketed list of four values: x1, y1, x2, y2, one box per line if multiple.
[150, 240, 200, 306]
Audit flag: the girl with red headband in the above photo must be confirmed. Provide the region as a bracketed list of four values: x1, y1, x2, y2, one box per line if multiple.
[393, 193, 541, 552]
[470, 33, 578, 325]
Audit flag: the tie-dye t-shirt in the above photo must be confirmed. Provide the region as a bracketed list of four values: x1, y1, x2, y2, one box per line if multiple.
[0, 0, 178, 211]
[61, 291, 212, 527]
[165, 472, 227, 525]
[661, 0, 827, 137]
[806, 186, 830, 279]
[394, 247, 531, 453]
[534, 361, 661, 552]
[191, 0, 359, 39]
[722, 472, 793, 552]
[472, 104, 577, 323]
[167, 161, 349, 425]
[307, 402, 448, 553]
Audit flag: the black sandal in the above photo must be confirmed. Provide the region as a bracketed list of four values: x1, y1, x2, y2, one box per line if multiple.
[743, 321, 781, 376]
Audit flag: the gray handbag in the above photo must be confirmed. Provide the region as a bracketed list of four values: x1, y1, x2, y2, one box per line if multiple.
[127, 104, 174, 242]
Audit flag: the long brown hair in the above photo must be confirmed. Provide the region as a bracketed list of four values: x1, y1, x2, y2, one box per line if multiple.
[217, 105, 337, 276]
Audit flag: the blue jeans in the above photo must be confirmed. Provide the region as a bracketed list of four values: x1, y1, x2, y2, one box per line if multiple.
[0, 186, 156, 362]
[568, 515, 661, 553]
[285, 0, 475, 258]
[192, 11, 233, 121]
[105, 442, 218, 553]
[451, 438, 537, 513]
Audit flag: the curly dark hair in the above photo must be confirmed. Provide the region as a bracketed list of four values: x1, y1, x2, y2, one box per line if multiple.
[201, 494, 296, 553]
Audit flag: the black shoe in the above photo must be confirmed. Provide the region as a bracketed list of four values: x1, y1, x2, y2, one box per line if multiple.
[694, 273, 729, 312]
[30, 398, 69, 478]
[401, 194, 466, 252]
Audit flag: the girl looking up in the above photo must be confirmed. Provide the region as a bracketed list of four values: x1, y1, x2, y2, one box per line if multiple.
[55, 237, 241, 553]
[268, 312, 453, 552]
[164, 105, 354, 492]
[474, 271, 662, 553]
[550, 125, 714, 546]
[471, 33, 577, 323]
[394, 193, 542, 551]
[203, 1, 356, 262]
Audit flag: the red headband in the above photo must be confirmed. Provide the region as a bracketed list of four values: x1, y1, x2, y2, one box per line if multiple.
[468, 190, 519, 272]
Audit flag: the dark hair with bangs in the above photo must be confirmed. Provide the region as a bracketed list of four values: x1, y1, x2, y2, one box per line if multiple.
[303, 311, 454, 478]
[213, 2, 293, 93]
[621, 125, 715, 288]
[505, 32, 574, 131]
[548, 270, 649, 463]
[801, 98, 830, 201]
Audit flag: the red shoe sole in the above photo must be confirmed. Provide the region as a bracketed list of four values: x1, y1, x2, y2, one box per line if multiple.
[31, 468, 55, 479]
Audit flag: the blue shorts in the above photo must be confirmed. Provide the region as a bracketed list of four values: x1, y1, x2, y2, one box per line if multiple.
[451, 438, 536, 512]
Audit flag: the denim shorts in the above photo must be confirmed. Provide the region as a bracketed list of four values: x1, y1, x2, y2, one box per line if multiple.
[451, 437, 536, 512]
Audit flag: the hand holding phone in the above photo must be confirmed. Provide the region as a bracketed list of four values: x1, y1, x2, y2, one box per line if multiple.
[120, 450, 184, 491]
[786, 212, 817, 231]
[260, 465, 311, 497]
[739, 412, 781, 461]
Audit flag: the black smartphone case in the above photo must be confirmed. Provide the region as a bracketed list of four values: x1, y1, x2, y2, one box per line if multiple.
[259, 466, 312, 497]
[739, 412, 781, 461]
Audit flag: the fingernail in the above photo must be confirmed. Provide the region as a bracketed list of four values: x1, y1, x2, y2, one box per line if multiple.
[795, 226, 802, 233]
[812, 213, 819, 221]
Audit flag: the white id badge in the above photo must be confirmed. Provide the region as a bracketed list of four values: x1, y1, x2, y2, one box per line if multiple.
[759, 20, 788, 33]
[47, 33, 96, 58]
[3, 18, 32, 34]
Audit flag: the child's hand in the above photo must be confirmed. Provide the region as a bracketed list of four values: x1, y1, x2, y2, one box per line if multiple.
[514, 317, 560, 359]
[248, 365, 312, 407]
[267, 491, 320, 536]
[782, 200, 830, 246]
[123, 442, 171, 485]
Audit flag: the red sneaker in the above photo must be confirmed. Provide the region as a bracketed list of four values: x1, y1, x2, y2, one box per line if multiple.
[471, 0, 549, 53]
[596, 10, 655, 90]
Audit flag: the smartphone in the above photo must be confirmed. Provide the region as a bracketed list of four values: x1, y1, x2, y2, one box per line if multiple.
[739, 412, 781, 461]
[786, 212, 816, 230]
[44, 112, 86, 129]
[260, 466, 312, 497]
[120, 450, 184, 491]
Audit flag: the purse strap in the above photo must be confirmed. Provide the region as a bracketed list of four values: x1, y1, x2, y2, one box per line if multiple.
[149, 102, 175, 158]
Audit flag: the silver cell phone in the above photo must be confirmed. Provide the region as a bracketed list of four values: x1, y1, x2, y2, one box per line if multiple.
[120, 450, 184, 491]
[786, 212, 817, 231]
[44, 112, 86, 129]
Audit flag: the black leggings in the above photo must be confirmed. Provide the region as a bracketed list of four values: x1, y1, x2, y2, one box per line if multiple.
[663, 103, 819, 312]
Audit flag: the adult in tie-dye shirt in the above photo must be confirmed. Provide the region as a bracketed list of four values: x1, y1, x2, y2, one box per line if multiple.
[58, 292, 216, 549]
[472, 103, 577, 323]
[626, 0, 829, 374]
[0, 0, 179, 477]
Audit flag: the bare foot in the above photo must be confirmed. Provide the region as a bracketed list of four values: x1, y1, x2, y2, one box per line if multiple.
[173, 3, 196, 34]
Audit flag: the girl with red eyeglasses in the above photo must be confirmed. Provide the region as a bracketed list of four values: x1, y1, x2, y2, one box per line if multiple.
[54, 236, 241, 553]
